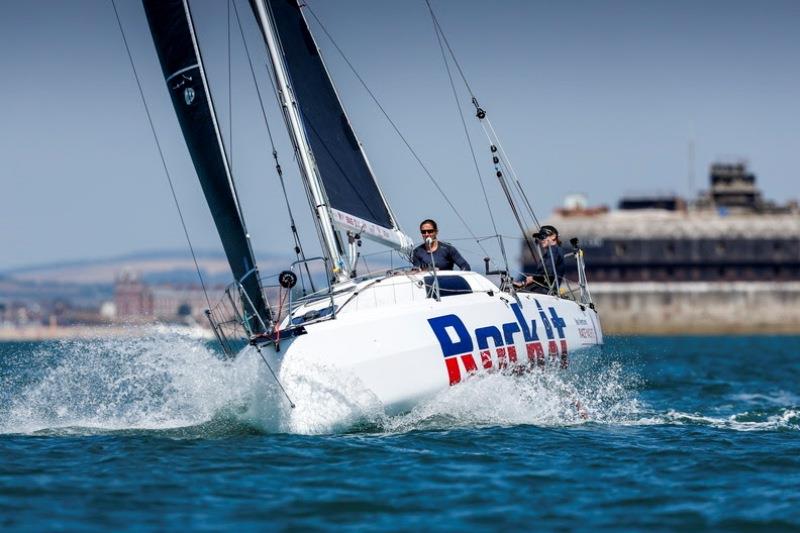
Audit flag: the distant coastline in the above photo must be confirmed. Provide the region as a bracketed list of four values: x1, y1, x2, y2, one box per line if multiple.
[0, 323, 214, 342]
[0, 319, 796, 341]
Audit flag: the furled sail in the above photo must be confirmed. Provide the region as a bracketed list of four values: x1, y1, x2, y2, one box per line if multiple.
[251, 0, 412, 252]
[143, 0, 271, 332]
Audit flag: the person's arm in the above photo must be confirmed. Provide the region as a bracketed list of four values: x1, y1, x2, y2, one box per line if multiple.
[449, 244, 470, 271]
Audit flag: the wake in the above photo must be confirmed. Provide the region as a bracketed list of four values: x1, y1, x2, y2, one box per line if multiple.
[2, 330, 794, 436]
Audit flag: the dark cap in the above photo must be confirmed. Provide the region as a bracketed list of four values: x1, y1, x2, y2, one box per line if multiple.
[538, 225, 559, 237]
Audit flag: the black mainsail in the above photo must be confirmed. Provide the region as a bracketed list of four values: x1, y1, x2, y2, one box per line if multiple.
[250, 0, 411, 257]
[143, 0, 271, 331]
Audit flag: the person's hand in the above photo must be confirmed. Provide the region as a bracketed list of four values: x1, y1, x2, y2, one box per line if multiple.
[514, 276, 534, 288]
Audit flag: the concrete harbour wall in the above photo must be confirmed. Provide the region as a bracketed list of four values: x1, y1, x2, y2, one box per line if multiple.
[590, 282, 800, 334]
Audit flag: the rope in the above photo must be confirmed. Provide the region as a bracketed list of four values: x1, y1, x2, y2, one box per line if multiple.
[111, 0, 212, 310]
[303, 5, 490, 259]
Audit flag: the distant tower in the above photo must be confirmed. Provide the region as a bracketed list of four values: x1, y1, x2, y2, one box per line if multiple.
[114, 270, 153, 319]
[709, 161, 762, 212]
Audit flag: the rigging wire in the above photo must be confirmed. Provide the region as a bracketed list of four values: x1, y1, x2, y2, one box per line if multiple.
[424, 0, 544, 264]
[231, 0, 315, 293]
[425, 0, 510, 273]
[110, 0, 212, 310]
[484, 119, 541, 228]
[425, 0, 542, 230]
[424, 1, 477, 102]
[254, 344, 296, 408]
[480, 118, 540, 229]
[302, 4, 490, 259]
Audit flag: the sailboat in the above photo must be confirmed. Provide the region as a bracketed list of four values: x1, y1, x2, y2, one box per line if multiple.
[141, 0, 603, 416]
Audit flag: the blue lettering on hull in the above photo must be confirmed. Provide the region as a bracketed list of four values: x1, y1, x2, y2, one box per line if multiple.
[427, 302, 569, 385]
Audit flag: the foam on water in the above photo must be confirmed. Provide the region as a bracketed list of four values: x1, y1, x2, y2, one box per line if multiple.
[0, 332, 631, 435]
[275, 350, 385, 434]
[2, 331, 796, 436]
[0, 329, 390, 436]
[0, 328, 253, 434]
[627, 407, 800, 432]
[382, 360, 640, 432]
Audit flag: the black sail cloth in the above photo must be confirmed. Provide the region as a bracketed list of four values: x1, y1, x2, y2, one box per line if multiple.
[254, 0, 395, 230]
[143, 0, 271, 332]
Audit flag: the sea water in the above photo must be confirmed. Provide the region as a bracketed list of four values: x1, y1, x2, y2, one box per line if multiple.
[1, 331, 798, 530]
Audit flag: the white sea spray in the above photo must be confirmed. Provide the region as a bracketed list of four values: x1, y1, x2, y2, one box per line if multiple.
[3, 332, 797, 436]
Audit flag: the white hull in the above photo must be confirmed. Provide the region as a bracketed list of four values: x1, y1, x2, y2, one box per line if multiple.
[257, 271, 603, 416]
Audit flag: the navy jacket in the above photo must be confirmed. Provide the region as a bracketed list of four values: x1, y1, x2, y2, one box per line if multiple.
[534, 245, 565, 280]
[411, 241, 470, 271]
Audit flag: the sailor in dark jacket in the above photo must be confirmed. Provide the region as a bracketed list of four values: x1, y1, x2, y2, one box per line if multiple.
[514, 225, 564, 292]
[411, 219, 470, 271]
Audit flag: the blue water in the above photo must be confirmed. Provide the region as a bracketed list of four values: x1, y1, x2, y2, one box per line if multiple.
[1, 332, 798, 530]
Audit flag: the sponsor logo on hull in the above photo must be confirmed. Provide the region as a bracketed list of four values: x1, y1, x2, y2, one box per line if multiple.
[427, 301, 568, 385]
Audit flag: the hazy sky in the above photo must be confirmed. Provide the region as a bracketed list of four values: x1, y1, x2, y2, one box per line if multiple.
[1, 0, 798, 272]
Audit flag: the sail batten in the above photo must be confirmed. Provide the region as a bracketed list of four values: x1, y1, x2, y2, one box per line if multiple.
[143, 0, 271, 331]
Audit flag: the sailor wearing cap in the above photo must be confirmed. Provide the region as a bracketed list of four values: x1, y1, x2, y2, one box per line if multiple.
[514, 225, 565, 292]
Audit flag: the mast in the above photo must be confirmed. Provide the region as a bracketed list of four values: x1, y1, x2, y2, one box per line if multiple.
[250, 0, 413, 281]
[250, 0, 348, 282]
[142, 0, 271, 331]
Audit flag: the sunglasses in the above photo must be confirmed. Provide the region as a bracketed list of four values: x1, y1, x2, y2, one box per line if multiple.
[420, 229, 436, 235]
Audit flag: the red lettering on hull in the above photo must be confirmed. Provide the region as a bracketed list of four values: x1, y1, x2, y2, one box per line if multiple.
[445, 353, 480, 385]
[526, 341, 545, 367]
[461, 353, 478, 374]
[480, 350, 492, 370]
[548, 340, 559, 364]
[445, 357, 461, 385]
